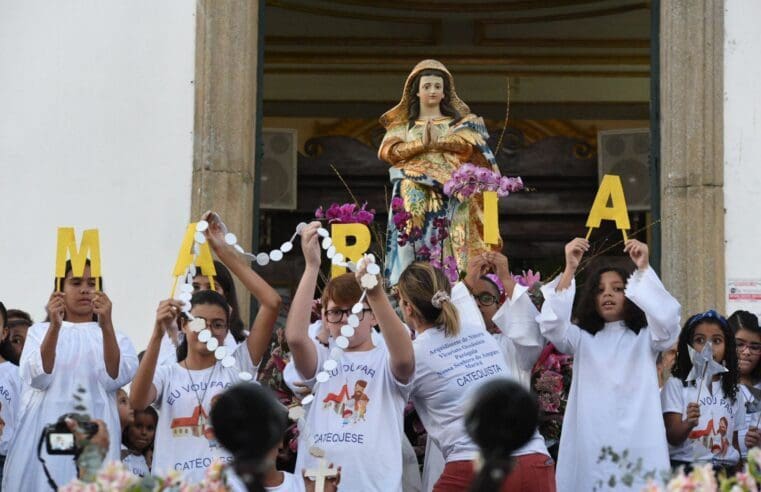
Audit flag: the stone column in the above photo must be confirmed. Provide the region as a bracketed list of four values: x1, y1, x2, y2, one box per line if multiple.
[660, 0, 725, 316]
[192, 0, 260, 324]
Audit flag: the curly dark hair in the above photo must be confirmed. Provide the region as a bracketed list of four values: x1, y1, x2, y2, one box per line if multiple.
[407, 68, 462, 128]
[728, 310, 761, 383]
[672, 311, 738, 403]
[573, 266, 646, 336]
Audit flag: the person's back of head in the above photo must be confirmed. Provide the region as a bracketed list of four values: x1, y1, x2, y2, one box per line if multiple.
[210, 384, 287, 492]
[465, 379, 538, 492]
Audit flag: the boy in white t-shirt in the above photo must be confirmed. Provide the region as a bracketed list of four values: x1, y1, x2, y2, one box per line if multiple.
[285, 222, 415, 492]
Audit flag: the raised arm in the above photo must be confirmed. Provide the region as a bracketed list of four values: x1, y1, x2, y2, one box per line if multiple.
[622, 240, 681, 351]
[40, 292, 65, 375]
[536, 239, 586, 355]
[358, 261, 414, 383]
[489, 252, 544, 371]
[130, 299, 181, 410]
[284, 222, 322, 380]
[203, 212, 282, 366]
[556, 238, 588, 292]
[93, 291, 120, 379]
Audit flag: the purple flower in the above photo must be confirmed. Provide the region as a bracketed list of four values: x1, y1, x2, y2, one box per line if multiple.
[432, 216, 448, 229]
[316, 201, 376, 225]
[443, 255, 459, 283]
[397, 232, 409, 247]
[430, 243, 442, 260]
[417, 246, 431, 261]
[393, 211, 410, 229]
[391, 196, 404, 213]
[355, 208, 375, 226]
[409, 226, 423, 241]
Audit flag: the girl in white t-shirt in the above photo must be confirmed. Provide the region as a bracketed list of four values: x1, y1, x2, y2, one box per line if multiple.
[538, 238, 679, 492]
[131, 217, 281, 483]
[388, 261, 512, 491]
[728, 310, 761, 457]
[122, 406, 158, 477]
[285, 222, 415, 492]
[662, 310, 744, 471]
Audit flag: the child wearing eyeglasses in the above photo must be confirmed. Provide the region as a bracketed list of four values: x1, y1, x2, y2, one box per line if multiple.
[728, 310, 761, 459]
[285, 222, 414, 492]
[662, 310, 744, 472]
[537, 238, 680, 491]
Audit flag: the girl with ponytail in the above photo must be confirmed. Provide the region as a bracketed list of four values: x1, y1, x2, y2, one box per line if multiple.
[387, 262, 513, 491]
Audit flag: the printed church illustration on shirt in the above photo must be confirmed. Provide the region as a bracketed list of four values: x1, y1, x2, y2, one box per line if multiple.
[170, 394, 222, 446]
[171, 404, 209, 438]
[323, 379, 370, 425]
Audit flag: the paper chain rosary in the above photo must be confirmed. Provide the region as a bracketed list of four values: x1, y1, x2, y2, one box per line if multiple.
[173, 214, 382, 386]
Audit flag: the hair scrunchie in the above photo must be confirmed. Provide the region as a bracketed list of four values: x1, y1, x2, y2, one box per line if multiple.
[431, 290, 451, 309]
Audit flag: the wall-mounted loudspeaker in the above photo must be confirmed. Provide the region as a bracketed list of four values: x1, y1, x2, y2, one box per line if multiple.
[597, 128, 651, 211]
[260, 128, 298, 210]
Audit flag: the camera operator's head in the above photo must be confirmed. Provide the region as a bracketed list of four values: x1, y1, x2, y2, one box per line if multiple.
[210, 384, 287, 492]
[465, 379, 539, 492]
[176, 290, 230, 362]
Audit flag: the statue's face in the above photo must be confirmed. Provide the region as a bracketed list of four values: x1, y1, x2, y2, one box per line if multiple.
[416, 75, 444, 107]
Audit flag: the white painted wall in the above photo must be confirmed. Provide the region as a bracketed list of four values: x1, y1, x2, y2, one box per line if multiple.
[0, 1, 196, 351]
[724, 0, 761, 318]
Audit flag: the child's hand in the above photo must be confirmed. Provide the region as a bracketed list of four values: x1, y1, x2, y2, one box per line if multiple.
[624, 239, 649, 271]
[201, 211, 228, 253]
[92, 291, 113, 329]
[301, 222, 323, 268]
[303, 465, 341, 492]
[564, 238, 589, 272]
[685, 402, 700, 428]
[291, 381, 311, 400]
[154, 299, 183, 337]
[46, 292, 66, 329]
[746, 426, 761, 449]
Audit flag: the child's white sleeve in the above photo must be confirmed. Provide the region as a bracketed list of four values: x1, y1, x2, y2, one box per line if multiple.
[97, 331, 139, 392]
[492, 283, 544, 371]
[19, 324, 53, 390]
[451, 282, 488, 331]
[536, 277, 581, 355]
[625, 266, 681, 352]
[661, 376, 685, 417]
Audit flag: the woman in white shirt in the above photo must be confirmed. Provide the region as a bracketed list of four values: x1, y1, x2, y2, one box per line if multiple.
[387, 261, 512, 491]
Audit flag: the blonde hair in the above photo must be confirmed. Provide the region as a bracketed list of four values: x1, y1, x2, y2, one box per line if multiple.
[397, 262, 459, 337]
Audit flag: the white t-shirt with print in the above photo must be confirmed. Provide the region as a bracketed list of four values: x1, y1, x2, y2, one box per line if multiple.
[123, 452, 150, 477]
[411, 282, 512, 463]
[739, 383, 761, 458]
[661, 377, 746, 465]
[0, 361, 21, 456]
[151, 342, 259, 483]
[295, 344, 410, 492]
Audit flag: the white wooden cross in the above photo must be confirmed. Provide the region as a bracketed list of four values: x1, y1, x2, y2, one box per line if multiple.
[305, 448, 339, 492]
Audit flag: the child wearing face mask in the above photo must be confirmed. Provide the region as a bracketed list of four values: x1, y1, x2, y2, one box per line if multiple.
[662, 310, 744, 471]
[537, 238, 680, 492]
